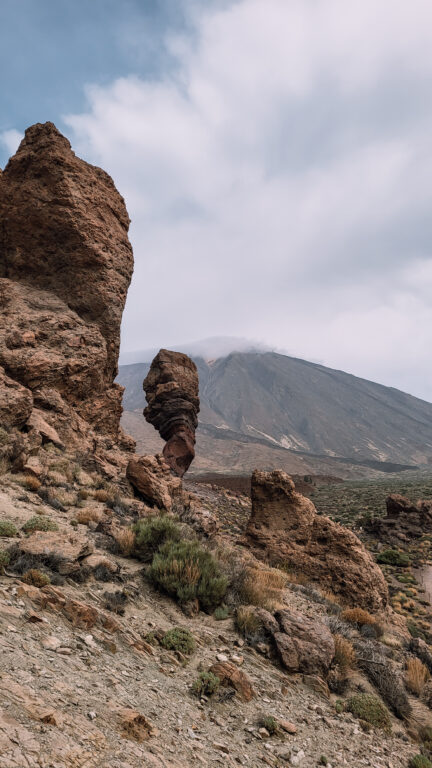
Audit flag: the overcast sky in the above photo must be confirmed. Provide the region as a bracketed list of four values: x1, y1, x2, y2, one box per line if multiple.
[2, 0, 432, 401]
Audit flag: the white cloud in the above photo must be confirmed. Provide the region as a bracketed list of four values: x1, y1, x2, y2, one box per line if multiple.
[0, 129, 23, 158]
[64, 0, 432, 399]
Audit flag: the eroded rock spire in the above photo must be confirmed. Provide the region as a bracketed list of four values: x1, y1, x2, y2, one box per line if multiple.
[143, 349, 200, 476]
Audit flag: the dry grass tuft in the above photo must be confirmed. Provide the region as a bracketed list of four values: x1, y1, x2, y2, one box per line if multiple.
[93, 488, 114, 504]
[15, 474, 42, 492]
[239, 566, 287, 610]
[76, 507, 102, 526]
[114, 527, 136, 556]
[235, 605, 262, 637]
[341, 607, 376, 627]
[333, 634, 356, 672]
[405, 658, 430, 696]
[281, 569, 309, 586]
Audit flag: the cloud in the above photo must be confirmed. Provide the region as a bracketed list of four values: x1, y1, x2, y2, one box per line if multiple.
[0, 129, 23, 158]
[59, 0, 432, 400]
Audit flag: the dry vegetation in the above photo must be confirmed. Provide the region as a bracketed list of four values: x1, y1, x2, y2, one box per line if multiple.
[405, 658, 430, 696]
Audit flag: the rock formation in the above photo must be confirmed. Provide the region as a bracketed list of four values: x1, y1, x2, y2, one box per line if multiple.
[365, 493, 432, 543]
[143, 349, 199, 477]
[255, 607, 335, 676]
[0, 122, 134, 473]
[246, 469, 388, 610]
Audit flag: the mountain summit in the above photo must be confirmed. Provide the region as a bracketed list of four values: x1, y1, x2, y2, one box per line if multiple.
[118, 350, 432, 474]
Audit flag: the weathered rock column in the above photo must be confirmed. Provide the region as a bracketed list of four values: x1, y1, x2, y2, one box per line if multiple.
[143, 349, 200, 477]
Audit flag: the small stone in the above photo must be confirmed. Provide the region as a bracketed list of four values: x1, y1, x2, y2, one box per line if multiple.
[213, 742, 229, 754]
[42, 636, 61, 651]
[290, 749, 305, 765]
[279, 720, 297, 735]
[216, 653, 229, 662]
[88, 711, 97, 720]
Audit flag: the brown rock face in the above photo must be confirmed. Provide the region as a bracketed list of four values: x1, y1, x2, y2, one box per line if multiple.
[126, 454, 182, 510]
[143, 349, 199, 476]
[0, 122, 134, 458]
[246, 469, 388, 610]
[256, 607, 335, 676]
[365, 493, 432, 544]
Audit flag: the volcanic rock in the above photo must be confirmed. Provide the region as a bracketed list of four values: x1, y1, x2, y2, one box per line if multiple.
[365, 493, 432, 543]
[0, 122, 134, 463]
[246, 469, 388, 610]
[256, 607, 334, 675]
[126, 454, 182, 510]
[209, 660, 255, 701]
[143, 349, 199, 476]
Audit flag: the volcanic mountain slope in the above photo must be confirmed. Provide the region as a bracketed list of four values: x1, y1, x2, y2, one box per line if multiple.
[118, 351, 432, 474]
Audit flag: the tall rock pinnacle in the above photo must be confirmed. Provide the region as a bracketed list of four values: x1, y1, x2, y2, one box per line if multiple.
[0, 122, 134, 454]
[143, 349, 200, 476]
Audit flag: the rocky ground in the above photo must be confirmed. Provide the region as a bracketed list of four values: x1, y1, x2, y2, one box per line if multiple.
[0, 470, 426, 768]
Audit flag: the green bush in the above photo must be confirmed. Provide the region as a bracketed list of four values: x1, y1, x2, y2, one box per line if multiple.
[191, 671, 220, 697]
[347, 694, 391, 731]
[0, 551, 10, 573]
[21, 569, 51, 587]
[261, 715, 278, 735]
[0, 520, 18, 537]
[213, 605, 230, 621]
[409, 756, 432, 768]
[376, 549, 411, 567]
[22, 516, 59, 533]
[160, 627, 195, 656]
[133, 515, 182, 562]
[149, 539, 228, 613]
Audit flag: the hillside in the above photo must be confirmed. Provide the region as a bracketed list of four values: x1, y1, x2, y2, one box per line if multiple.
[118, 351, 432, 475]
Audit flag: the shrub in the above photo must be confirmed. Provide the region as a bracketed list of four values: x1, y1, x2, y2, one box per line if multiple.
[409, 638, 432, 674]
[0, 427, 9, 445]
[76, 508, 101, 525]
[333, 634, 356, 672]
[93, 488, 112, 503]
[356, 640, 411, 719]
[150, 540, 227, 613]
[19, 475, 42, 492]
[213, 605, 230, 621]
[409, 757, 432, 768]
[235, 605, 262, 637]
[261, 716, 278, 735]
[0, 551, 10, 573]
[21, 569, 50, 587]
[78, 488, 89, 500]
[347, 694, 391, 731]
[406, 658, 430, 696]
[238, 566, 286, 609]
[160, 627, 195, 655]
[22, 516, 58, 533]
[377, 549, 411, 567]
[419, 725, 432, 750]
[103, 590, 129, 616]
[341, 607, 376, 627]
[0, 520, 18, 537]
[114, 527, 136, 557]
[191, 671, 220, 697]
[133, 516, 182, 562]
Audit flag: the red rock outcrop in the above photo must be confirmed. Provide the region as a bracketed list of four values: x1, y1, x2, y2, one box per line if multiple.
[0, 122, 134, 470]
[143, 349, 199, 476]
[246, 469, 388, 610]
[365, 493, 432, 543]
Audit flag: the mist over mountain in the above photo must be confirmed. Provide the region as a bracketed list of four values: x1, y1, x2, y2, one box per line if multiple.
[118, 350, 432, 475]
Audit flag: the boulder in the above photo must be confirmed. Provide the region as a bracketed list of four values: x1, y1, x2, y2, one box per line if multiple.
[209, 661, 255, 701]
[18, 530, 93, 574]
[143, 349, 199, 476]
[257, 608, 334, 675]
[246, 469, 388, 610]
[126, 454, 182, 510]
[0, 366, 33, 429]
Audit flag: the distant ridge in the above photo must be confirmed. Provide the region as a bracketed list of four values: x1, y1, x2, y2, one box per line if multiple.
[117, 350, 432, 475]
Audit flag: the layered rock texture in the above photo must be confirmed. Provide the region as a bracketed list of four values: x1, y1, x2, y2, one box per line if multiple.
[143, 349, 199, 477]
[246, 469, 388, 610]
[0, 122, 134, 472]
[366, 493, 432, 543]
